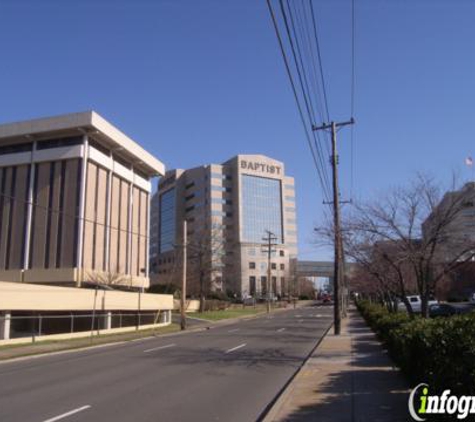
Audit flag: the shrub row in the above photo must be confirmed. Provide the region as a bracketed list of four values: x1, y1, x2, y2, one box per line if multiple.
[357, 300, 475, 395]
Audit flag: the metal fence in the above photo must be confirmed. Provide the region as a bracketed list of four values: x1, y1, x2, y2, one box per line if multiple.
[0, 310, 171, 341]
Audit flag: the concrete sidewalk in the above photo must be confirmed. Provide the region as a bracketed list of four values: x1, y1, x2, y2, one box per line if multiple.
[264, 309, 410, 422]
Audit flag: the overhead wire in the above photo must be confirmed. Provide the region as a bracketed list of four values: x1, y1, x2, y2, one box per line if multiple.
[266, 0, 332, 202]
[350, 0, 356, 201]
[290, 0, 331, 160]
[283, 0, 332, 194]
[308, 0, 331, 123]
[278, 0, 332, 199]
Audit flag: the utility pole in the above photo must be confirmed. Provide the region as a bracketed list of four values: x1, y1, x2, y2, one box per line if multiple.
[262, 230, 278, 313]
[313, 118, 354, 335]
[180, 220, 187, 331]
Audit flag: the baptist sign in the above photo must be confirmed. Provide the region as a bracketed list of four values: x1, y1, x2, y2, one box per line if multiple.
[240, 160, 282, 175]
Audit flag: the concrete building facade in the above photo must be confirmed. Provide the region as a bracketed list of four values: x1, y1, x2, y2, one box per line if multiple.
[150, 154, 298, 298]
[0, 111, 165, 289]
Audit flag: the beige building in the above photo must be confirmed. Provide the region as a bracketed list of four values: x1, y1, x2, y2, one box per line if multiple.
[150, 154, 298, 298]
[422, 182, 475, 261]
[0, 111, 165, 289]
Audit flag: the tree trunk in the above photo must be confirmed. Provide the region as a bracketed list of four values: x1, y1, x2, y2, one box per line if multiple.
[199, 270, 205, 313]
[402, 296, 414, 318]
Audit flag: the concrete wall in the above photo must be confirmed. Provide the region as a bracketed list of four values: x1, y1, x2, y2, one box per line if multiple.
[0, 281, 173, 311]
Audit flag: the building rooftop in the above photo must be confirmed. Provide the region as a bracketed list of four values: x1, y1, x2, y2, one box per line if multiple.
[0, 111, 165, 177]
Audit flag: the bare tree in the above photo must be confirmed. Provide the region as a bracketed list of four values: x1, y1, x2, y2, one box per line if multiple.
[317, 175, 475, 317]
[187, 222, 227, 312]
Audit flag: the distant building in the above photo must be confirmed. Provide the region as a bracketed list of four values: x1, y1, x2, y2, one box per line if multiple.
[422, 182, 475, 299]
[0, 111, 165, 289]
[150, 155, 298, 298]
[422, 182, 475, 261]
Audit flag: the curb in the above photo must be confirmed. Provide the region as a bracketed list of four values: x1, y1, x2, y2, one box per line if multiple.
[258, 321, 334, 422]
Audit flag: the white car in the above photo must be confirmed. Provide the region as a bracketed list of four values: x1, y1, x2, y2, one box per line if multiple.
[398, 295, 438, 313]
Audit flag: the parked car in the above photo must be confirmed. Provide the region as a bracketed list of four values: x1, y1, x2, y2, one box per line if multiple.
[451, 303, 475, 315]
[398, 295, 438, 313]
[429, 303, 456, 318]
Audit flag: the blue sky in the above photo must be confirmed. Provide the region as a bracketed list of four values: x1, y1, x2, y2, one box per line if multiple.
[1, 0, 475, 260]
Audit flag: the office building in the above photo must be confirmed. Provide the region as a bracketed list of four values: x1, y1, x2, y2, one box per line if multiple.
[150, 154, 297, 298]
[0, 111, 165, 289]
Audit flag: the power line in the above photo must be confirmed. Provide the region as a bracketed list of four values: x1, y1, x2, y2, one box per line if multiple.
[266, 0, 332, 202]
[308, 0, 331, 123]
[287, 0, 332, 166]
[278, 0, 332, 199]
[350, 0, 356, 201]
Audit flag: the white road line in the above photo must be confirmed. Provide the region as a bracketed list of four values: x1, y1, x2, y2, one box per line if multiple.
[143, 343, 176, 353]
[131, 336, 154, 342]
[298, 319, 304, 323]
[42, 405, 91, 422]
[225, 343, 246, 354]
[296, 314, 302, 318]
[277, 328, 286, 333]
[228, 328, 240, 333]
[316, 314, 323, 318]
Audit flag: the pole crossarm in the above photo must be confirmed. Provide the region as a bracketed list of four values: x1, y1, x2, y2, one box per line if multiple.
[312, 118, 355, 132]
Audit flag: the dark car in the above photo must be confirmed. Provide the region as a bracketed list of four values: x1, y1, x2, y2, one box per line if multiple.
[429, 303, 456, 318]
[452, 303, 475, 315]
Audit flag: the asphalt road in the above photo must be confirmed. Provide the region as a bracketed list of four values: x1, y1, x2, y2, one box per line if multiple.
[0, 305, 332, 422]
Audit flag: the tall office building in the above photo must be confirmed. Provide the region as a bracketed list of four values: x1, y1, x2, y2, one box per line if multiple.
[150, 155, 297, 298]
[0, 111, 165, 289]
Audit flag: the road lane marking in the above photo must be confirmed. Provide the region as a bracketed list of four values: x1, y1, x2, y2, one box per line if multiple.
[143, 343, 176, 353]
[225, 343, 246, 354]
[131, 336, 154, 342]
[277, 328, 286, 333]
[228, 328, 240, 333]
[298, 319, 304, 323]
[316, 314, 323, 317]
[42, 405, 91, 422]
[296, 314, 302, 318]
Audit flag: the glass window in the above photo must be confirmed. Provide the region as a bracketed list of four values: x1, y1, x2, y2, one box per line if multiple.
[249, 262, 256, 269]
[261, 276, 267, 294]
[286, 218, 296, 224]
[285, 196, 295, 202]
[37, 136, 83, 150]
[271, 263, 277, 270]
[280, 263, 285, 270]
[280, 250, 285, 257]
[249, 276, 256, 295]
[0, 141, 33, 156]
[241, 175, 283, 243]
[159, 188, 176, 253]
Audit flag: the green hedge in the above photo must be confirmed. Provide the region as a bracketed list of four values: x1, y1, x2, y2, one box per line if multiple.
[357, 300, 475, 395]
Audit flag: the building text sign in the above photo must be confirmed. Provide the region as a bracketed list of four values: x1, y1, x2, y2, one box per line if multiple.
[240, 160, 281, 175]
